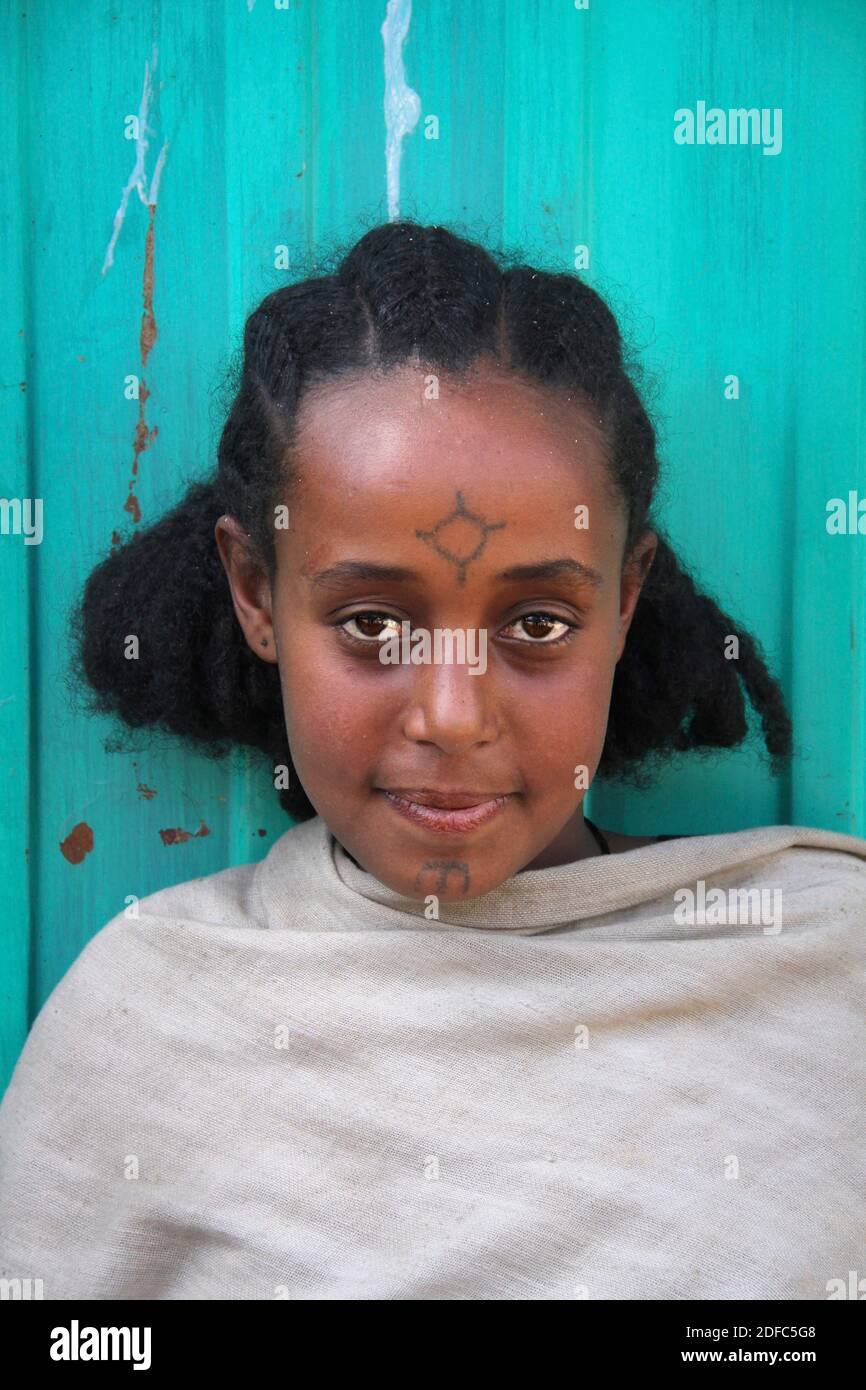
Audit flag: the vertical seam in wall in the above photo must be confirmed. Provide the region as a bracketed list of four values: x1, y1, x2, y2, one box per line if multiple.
[500, 0, 509, 251]
[851, 40, 866, 832]
[304, 0, 317, 263]
[582, 2, 595, 273]
[781, 6, 800, 827]
[21, 4, 38, 1029]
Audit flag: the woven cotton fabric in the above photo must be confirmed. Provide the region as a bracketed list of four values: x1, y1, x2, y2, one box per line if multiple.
[1, 816, 864, 1300]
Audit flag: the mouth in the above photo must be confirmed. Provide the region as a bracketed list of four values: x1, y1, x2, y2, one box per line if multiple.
[377, 788, 515, 834]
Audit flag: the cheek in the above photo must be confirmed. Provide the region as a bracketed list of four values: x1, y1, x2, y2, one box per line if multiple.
[276, 630, 385, 785]
[508, 634, 617, 786]
[276, 621, 619, 800]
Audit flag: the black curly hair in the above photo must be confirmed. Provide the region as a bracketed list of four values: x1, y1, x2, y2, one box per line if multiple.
[71, 219, 793, 822]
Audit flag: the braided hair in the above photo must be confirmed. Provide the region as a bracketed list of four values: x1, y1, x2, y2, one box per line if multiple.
[71, 220, 792, 821]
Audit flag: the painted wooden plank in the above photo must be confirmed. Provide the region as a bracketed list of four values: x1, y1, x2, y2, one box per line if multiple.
[0, 4, 34, 1086]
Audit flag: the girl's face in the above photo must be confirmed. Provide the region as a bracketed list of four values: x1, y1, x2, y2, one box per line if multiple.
[217, 359, 656, 901]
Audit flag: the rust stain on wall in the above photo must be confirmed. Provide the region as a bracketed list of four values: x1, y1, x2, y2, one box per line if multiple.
[137, 782, 157, 800]
[122, 204, 159, 530]
[159, 820, 211, 846]
[140, 203, 158, 364]
[60, 822, 95, 865]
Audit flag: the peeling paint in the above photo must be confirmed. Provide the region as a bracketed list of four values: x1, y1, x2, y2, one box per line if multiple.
[140, 204, 158, 366]
[106, 47, 166, 536]
[60, 822, 94, 865]
[102, 43, 170, 276]
[159, 821, 211, 846]
[122, 226, 159, 527]
[381, 0, 421, 220]
[137, 783, 157, 800]
[123, 489, 141, 525]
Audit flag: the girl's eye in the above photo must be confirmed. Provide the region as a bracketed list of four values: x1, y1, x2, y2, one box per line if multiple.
[335, 610, 580, 649]
[336, 612, 403, 644]
[501, 613, 580, 645]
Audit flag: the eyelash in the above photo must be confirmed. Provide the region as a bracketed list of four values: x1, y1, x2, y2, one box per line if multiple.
[333, 610, 582, 650]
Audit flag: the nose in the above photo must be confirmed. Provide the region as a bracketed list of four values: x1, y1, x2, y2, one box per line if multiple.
[400, 655, 498, 754]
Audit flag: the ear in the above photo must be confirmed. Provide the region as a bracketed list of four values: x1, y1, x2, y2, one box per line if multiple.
[214, 516, 279, 665]
[615, 529, 658, 661]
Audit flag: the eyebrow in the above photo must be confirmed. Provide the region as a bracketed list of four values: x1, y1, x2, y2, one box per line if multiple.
[307, 557, 604, 590]
[498, 559, 604, 589]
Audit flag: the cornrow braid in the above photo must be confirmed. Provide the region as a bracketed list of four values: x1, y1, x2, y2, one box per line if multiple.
[70, 219, 792, 821]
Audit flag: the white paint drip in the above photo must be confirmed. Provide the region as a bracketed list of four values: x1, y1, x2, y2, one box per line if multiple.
[102, 43, 171, 276]
[381, 0, 421, 220]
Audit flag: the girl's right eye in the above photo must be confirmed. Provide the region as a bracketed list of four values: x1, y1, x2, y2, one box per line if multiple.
[335, 612, 402, 645]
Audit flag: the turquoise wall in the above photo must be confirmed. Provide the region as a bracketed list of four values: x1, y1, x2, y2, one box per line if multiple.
[2, 0, 864, 1094]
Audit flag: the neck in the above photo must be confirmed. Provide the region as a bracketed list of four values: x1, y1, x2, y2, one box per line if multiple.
[520, 811, 605, 871]
[339, 811, 606, 876]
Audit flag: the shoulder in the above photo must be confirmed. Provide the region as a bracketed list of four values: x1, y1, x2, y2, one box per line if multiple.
[22, 811, 330, 1023]
[736, 823, 866, 888]
[770, 829, 866, 913]
[130, 813, 328, 930]
[675, 823, 866, 933]
[134, 857, 263, 930]
[4, 819, 328, 1089]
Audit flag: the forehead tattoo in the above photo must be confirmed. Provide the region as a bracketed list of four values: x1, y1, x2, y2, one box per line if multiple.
[414, 489, 507, 586]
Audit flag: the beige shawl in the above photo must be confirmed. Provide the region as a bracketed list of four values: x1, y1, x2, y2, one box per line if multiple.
[1, 816, 864, 1300]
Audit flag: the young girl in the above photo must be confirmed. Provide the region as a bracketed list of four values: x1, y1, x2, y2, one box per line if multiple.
[1, 221, 863, 1301]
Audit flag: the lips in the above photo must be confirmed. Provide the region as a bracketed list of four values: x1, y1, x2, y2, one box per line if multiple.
[378, 788, 514, 834]
[382, 788, 511, 810]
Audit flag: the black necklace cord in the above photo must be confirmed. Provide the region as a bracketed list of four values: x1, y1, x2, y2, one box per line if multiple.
[583, 815, 611, 856]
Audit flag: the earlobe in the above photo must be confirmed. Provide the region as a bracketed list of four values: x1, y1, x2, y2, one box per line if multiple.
[214, 516, 278, 664]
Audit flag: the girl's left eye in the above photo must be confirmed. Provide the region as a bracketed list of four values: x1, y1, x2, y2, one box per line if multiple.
[501, 613, 580, 645]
